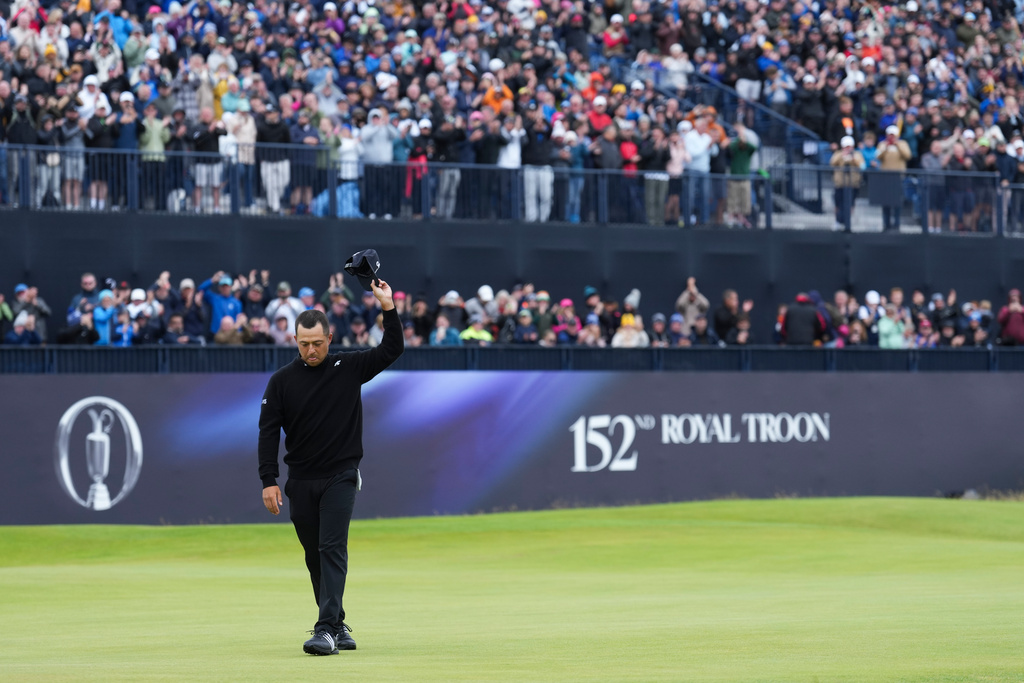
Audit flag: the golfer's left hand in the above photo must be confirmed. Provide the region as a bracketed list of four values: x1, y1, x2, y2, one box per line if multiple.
[372, 279, 395, 310]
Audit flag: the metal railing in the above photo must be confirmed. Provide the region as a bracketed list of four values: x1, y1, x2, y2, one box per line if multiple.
[633, 68, 822, 163]
[2, 144, 1022, 234]
[2, 345, 1024, 374]
[765, 164, 1014, 234]
[0, 144, 775, 228]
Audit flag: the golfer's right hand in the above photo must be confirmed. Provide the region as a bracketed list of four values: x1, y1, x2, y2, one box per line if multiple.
[263, 485, 283, 515]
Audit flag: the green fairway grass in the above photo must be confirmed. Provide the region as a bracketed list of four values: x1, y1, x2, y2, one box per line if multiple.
[1, 498, 1022, 682]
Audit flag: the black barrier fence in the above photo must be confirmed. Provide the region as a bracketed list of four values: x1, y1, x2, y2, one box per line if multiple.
[4, 372, 1022, 524]
[5, 144, 1024, 234]
[4, 346, 1024, 373]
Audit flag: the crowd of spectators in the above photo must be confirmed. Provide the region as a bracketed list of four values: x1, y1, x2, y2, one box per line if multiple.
[4, 271, 1024, 350]
[0, 0, 776, 225]
[3, 0, 1020, 227]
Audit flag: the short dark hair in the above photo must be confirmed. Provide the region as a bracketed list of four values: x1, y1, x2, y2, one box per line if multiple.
[295, 309, 329, 336]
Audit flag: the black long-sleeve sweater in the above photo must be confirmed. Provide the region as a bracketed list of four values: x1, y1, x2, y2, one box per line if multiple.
[258, 308, 404, 487]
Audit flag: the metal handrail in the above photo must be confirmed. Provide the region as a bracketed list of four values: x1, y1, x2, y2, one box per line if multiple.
[1, 345, 1020, 374]
[688, 71, 822, 141]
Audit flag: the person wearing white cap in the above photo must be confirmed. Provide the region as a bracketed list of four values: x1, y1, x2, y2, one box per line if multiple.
[127, 289, 155, 320]
[465, 285, 499, 323]
[104, 88, 144, 210]
[604, 14, 628, 59]
[4, 310, 41, 346]
[876, 125, 912, 231]
[77, 74, 110, 120]
[858, 290, 884, 342]
[829, 135, 865, 230]
[360, 107, 400, 218]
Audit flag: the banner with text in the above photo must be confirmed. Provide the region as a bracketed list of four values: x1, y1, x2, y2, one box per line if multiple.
[2, 372, 1021, 524]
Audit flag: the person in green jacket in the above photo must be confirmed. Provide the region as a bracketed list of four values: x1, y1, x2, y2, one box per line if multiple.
[316, 117, 341, 198]
[877, 304, 908, 349]
[459, 315, 494, 346]
[0, 292, 13, 339]
[139, 101, 171, 210]
[726, 121, 758, 228]
[121, 25, 148, 69]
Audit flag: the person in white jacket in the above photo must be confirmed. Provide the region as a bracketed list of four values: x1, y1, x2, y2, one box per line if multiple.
[683, 117, 716, 224]
[497, 115, 526, 218]
[227, 101, 258, 209]
[359, 108, 399, 217]
[497, 115, 525, 169]
[337, 125, 364, 218]
[77, 75, 111, 120]
[264, 283, 306, 331]
[661, 44, 694, 93]
[89, 39, 122, 84]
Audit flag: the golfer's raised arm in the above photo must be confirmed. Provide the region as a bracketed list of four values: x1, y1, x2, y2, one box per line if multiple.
[358, 279, 405, 382]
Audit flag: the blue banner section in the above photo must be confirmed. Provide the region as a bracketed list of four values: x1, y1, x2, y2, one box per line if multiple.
[1, 372, 1022, 524]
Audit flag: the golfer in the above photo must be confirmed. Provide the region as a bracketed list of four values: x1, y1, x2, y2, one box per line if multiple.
[258, 278, 403, 656]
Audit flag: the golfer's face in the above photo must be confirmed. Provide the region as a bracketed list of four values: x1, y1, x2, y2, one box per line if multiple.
[297, 325, 331, 366]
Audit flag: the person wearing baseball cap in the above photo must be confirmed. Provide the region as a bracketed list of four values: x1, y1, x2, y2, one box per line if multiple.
[830, 136, 864, 230]
[876, 125, 912, 231]
[197, 270, 243, 336]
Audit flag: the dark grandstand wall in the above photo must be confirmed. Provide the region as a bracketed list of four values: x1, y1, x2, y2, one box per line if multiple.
[3, 212, 1024, 340]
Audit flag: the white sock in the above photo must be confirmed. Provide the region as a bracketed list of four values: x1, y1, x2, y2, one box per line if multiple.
[90, 198, 97, 209]
[98, 200, 105, 210]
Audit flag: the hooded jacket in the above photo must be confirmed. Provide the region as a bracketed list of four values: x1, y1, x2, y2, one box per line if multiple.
[997, 290, 1024, 344]
[360, 111, 399, 163]
[782, 294, 826, 346]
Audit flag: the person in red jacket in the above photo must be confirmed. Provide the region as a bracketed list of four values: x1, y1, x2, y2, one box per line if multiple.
[997, 288, 1024, 345]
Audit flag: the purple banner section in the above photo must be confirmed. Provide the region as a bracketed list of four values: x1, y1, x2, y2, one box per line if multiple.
[1, 372, 1022, 524]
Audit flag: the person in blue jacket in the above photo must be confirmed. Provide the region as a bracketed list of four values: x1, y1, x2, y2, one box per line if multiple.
[92, 289, 119, 346]
[198, 271, 243, 337]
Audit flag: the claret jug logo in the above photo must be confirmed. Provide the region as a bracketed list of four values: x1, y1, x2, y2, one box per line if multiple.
[54, 397, 143, 510]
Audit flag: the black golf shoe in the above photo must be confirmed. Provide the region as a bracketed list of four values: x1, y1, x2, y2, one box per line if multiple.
[335, 622, 356, 650]
[303, 630, 339, 656]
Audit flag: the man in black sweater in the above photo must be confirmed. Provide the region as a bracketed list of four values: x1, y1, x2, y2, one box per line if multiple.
[258, 278, 404, 656]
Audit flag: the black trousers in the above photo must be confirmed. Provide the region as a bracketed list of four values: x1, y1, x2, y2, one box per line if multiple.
[286, 470, 358, 633]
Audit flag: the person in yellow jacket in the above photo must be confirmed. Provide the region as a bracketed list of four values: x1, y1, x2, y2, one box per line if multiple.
[830, 136, 865, 230]
[876, 125, 912, 231]
[459, 315, 494, 346]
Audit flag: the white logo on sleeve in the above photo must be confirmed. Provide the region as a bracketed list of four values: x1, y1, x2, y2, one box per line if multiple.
[335, 360, 342, 367]
[262, 399, 267, 405]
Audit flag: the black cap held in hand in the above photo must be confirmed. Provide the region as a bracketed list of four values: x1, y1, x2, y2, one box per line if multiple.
[344, 249, 381, 291]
